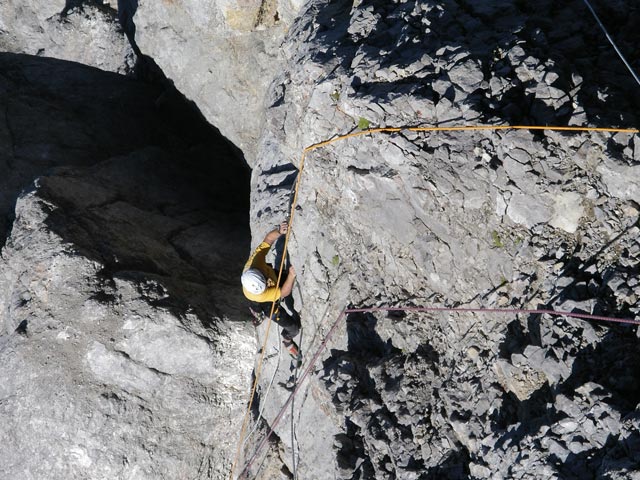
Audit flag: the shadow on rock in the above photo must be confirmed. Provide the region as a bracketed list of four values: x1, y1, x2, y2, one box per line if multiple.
[0, 52, 251, 322]
[549, 430, 640, 478]
[321, 313, 397, 478]
[561, 325, 640, 416]
[321, 313, 471, 478]
[306, 0, 639, 127]
[493, 298, 640, 472]
[491, 382, 563, 446]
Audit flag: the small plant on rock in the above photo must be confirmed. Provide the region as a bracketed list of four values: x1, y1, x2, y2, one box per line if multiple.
[357, 117, 371, 130]
[491, 230, 504, 248]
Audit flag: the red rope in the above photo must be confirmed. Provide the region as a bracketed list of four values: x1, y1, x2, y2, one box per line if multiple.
[238, 305, 639, 477]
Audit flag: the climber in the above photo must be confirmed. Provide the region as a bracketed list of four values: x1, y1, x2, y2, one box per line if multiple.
[241, 221, 302, 361]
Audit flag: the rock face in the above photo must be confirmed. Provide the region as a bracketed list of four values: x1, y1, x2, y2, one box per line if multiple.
[1, 0, 640, 479]
[0, 53, 254, 479]
[0, 0, 134, 73]
[131, 0, 305, 163]
[243, 0, 640, 478]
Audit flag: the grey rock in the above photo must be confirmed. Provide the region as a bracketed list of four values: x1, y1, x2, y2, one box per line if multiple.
[604, 270, 629, 292]
[548, 192, 585, 234]
[567, 436, 591, 455]
[0, 53, 253, 479]
[597, 160, 640, 201]
[131, 0, 303, 164]
[506, 193, 553, 228]
[0, 1, 134, 73]
[448, 59, 485, 92]
[547, 438, 570, 462]
[4, 0, 640, 478]
[494, 359, 547, 401]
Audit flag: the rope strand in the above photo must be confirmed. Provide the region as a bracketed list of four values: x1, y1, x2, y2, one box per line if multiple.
[231, 124, 638, 478]
[581, 0, 640, 88]
[228, 153, 309, 479]
[239, 305, 639, 476]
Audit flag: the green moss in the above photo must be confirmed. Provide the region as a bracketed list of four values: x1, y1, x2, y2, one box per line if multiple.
[491, 230, 504, 248]
[331, 255, 340, 266]
[357, 117, 371, 130]
[329, 90, 340, 102]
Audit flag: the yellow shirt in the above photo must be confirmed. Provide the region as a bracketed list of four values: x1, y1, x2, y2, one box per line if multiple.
[242, 242, 281, 303]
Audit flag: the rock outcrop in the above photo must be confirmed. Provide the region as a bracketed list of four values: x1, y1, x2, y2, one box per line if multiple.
[0, 1, 134, 73]
[245, 0, 640, 478]
[0, 53, 254, 479]
[132, 0, 305, 163]
[1, 0, 640, 479]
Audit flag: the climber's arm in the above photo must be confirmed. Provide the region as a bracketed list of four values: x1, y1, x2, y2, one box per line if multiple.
[263, 221, 288, 245]
[279, 265, 296, 298]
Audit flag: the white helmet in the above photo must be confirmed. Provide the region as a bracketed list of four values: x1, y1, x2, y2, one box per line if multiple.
[241, 269, 267, 295]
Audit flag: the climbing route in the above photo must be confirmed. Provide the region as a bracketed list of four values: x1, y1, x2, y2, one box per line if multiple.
[230, 124, 639, 479]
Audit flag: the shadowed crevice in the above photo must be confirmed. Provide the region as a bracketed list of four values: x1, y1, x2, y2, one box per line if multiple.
[0, 52, 251, 322]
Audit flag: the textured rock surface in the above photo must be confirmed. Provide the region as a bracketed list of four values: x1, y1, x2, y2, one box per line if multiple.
[244, 0, 640, 478]
[132, 0, 305, 163]
[0, 53, 254, 479]
[0, 0, 134, 73]
[1, 0, 640, 478]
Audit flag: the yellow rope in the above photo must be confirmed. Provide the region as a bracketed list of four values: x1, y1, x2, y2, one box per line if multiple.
[304, 124, 639, 152]
[229, 123, 637, 478]
[228, 151, 309, 479]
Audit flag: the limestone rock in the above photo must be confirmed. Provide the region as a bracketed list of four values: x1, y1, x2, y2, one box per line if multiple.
[0, 1, 134, 74]
[0, 53, 253, 479]
[2, 0, 640, 478]
[245, 0, 640, 478]
[549, 192, 585, 234]
[494, 359, 547, 401]
[132, 0, 303, 164]
[597, 160, 640, 201]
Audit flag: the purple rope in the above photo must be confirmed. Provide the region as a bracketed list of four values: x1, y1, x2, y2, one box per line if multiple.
[238, 305, 638, 477]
